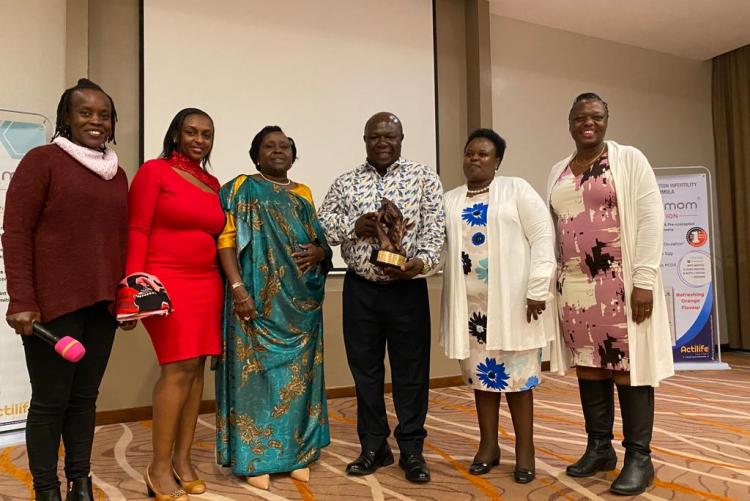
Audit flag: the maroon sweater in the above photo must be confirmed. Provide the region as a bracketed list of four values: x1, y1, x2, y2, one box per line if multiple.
[2, 144, 128, 322]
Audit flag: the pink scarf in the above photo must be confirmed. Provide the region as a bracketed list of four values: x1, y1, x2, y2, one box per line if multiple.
[53, 137, 119, 180]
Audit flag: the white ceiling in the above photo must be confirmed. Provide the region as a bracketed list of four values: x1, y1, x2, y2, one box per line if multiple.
[489, 0, 750, 60]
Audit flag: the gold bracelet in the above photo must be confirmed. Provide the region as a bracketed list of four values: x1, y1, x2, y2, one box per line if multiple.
[230, 281, 245, 290]
[234, 296, 252, 304]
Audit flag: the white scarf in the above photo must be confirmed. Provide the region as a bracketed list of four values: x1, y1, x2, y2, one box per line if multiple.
[53, 137, 119, 180]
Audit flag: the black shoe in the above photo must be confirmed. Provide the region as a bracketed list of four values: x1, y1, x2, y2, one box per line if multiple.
[610, 385, 655, 496]
[566, 438, 617, 477]
[469, 455, 499, 475]
[34, 487, 62, 501]
[65, 476, 93, 501]
[610, 450, 654, 495]
[513, 467, 536, 484]
[567, 378, 617, 477]
[399, 453, 430, 483]
[346, 446, 394, 475]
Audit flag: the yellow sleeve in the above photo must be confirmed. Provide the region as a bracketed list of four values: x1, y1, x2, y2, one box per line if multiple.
[293, 183, 314, 206]
[217, 212, 237, 249]
[216, 175, 248, 249]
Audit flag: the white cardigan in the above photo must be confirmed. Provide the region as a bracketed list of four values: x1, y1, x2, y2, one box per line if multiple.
[546, 141, 674, 386]
[440, 176, 562, 366]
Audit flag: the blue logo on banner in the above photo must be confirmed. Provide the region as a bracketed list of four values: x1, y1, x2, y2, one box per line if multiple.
[0, 121, 46, 159]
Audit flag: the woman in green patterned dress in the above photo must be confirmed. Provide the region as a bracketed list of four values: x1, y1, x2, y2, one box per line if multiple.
[215, 126, 331, 490]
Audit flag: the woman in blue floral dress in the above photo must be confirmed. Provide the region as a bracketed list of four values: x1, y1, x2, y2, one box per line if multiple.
[441, 129, 557, 483]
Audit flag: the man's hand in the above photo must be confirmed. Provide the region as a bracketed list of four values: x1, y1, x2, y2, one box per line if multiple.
[384, 257, 424, 280]
[630, 286, 653, 324]
[354, 212, 379, 238]
[6, 310, 41, 336]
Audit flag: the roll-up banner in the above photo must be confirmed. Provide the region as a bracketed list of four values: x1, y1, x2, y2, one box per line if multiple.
[655, 167, 729, 371]
[0, 116, 48, 432]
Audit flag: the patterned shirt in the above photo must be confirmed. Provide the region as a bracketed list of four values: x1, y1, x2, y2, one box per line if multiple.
[318, 158, 446, 282]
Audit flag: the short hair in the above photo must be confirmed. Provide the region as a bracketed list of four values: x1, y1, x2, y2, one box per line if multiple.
[160, 108, 214, 169]
[52, 78, 118, 145]
[572, 92, 609, 116]
[465, 128, 507, 162]
[249, 125, 298, 171]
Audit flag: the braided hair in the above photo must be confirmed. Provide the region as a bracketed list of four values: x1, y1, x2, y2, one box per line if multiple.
[52, 78, 117, 144]
[571, 92, 609, 117]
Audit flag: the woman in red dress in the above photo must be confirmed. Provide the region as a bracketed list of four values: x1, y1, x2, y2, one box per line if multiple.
[126, 108, 224, 500]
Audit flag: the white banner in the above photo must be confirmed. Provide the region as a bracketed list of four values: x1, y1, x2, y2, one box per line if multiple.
[656, 168, 719, 365]
[0, 119, 47, 432]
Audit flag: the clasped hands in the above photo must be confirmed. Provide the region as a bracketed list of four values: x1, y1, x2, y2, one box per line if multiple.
[232, 243, 325, 322]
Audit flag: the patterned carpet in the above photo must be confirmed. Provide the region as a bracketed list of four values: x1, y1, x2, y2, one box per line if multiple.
[1, 352, 749, 500]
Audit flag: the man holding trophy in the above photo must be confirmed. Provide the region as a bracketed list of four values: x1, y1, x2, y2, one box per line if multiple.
[319, 112, 445, 483]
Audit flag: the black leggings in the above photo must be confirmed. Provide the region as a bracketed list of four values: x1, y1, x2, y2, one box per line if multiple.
[22, 302, 116, 491]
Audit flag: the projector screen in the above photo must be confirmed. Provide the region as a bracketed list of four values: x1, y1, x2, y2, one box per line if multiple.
[142, 0, 438, 268]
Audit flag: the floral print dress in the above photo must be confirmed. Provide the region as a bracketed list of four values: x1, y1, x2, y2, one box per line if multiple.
[458, 192, 542, 393]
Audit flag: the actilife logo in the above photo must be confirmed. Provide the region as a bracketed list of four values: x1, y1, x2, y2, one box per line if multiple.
[686, 227, 707, 247]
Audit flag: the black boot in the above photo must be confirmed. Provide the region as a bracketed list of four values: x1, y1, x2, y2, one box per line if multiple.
[566, 378, 617, 477]
[610, 384, 655, 495]
[65, 476, 93, 501]
[34, 487, 62, 501]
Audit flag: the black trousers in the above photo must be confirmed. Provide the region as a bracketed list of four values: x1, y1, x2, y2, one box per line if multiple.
[21, 302, 116, 491]
[342, 271, 431, 455]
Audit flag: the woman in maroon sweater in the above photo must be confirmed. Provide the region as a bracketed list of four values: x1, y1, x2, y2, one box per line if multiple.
[2, 79, 133, 501]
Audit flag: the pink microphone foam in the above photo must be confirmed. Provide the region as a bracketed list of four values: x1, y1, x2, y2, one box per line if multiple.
[54, 336, 86, 363]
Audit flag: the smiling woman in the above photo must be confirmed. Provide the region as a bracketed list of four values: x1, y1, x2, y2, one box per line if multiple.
[214, 125, 332, 491]
[548, 92, 674, 496]
[1, 78, 129, 501]
[124, 108, 224, 500]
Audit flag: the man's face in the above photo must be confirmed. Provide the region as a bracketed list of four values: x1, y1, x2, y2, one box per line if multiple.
[364, 119, 403, 169]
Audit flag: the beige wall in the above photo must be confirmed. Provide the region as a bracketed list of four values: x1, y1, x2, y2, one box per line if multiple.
[0, 0, 67, 124]
[489, 16, 727, 343]
[490, 15, 715, 195]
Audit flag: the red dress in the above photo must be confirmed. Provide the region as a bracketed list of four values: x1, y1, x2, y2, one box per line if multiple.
[126, 155, 224, 364]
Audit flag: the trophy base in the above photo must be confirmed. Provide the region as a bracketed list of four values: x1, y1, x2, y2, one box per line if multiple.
[370, 249, 407, 268]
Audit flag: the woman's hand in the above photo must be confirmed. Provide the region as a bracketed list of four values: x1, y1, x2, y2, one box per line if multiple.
[232, 285, 257, 321]
[526, 299, 546, 323]
[6, 310, 41, 335]
[630, 286, 653, 324]
[118, 320, 138, 331]
[293, 243, 325, 273]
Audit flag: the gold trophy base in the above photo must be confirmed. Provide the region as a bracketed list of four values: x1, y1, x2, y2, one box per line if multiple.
[370, 249, 407, 268]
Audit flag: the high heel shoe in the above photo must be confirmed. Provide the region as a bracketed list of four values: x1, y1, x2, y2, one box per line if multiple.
[172, 467, 206, 495]
[289, 467, 310, 482]
[469, 456, 500, 475]
[246, 474, 270, 490]
[144, 466, 189, 501]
